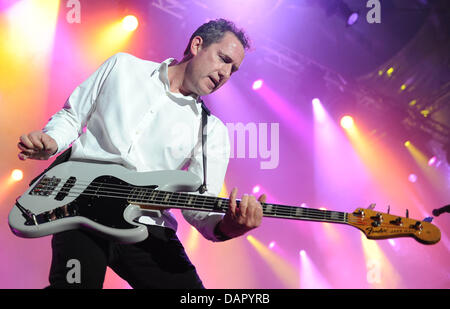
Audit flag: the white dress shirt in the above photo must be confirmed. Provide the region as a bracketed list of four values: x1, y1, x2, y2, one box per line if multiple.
[43, 52, 231, 242]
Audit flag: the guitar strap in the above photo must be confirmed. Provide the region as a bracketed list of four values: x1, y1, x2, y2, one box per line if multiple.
[198, 98, 210, 194]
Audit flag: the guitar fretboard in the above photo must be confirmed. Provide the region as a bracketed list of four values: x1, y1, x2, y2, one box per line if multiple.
[127, 187, 348, 224]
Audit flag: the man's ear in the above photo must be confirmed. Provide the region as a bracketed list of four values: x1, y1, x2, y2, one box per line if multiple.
[190, 36, 203, 56]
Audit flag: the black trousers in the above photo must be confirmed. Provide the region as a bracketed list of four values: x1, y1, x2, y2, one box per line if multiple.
[46, 225, 204, 289]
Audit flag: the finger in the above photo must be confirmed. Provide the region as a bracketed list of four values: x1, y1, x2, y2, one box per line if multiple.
[229, 187, 238, 215]
[248, 196, 261, 226]
[19, 135, 34, 149]
[18, 142, 33, 152]
[238, 194, 249, 219]
[18, 152, 28, 161]
[41, 134, 56, 153]
[258, 194, 267, 204]
[29, 133, 44, 150]
[254, 202, 263, 226]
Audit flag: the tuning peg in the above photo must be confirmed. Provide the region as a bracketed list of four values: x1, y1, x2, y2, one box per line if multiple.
[387, 205, 390, 214]
[406, 209, 409, 218]
[368, 203, 376, 210]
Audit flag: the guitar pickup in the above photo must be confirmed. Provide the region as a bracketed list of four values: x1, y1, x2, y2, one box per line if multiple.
[29, 176, 61, 197]
[55, 177, 77, 201]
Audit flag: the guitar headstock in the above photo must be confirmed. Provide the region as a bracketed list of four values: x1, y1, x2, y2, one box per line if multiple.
[347, 205, 441, 245]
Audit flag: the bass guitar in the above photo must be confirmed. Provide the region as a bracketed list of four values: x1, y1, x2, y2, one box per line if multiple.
[9, 161, 441, 244]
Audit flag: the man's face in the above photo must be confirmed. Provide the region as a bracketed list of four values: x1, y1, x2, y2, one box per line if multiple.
[185, 31, 245, 96]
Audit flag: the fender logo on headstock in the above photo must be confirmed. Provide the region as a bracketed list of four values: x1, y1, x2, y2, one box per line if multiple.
[365, 227, 388, 235]
[365, 226, 414, 235]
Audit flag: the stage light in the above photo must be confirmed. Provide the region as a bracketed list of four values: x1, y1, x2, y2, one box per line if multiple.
[312, 98, 326, 122]
[404, 141, 411, 147]
[122, 15, 138, 32]
[268, 241, 276, 249]
[11, 169, 23, 181]
[428, 156, 437, 166]
[299, 250, 306, 257]
[252, 185, 260, 194]
[347, 12, 359, 26]
[408, 174, 417, 183]
[252, 79, 263, 90]
[340, 115, 354, 130]
[400, 84, 407, 91]
[386, 67, 394, 77]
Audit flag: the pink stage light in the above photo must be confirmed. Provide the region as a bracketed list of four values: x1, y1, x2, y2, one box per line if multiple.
[312, 98, 326, 122]
[408, 174, 417, 183]
[268, 241, 276, 249]
[252, 79, 263, 90]
[428, 156, 436, 166]
[252, 185, 260, 194]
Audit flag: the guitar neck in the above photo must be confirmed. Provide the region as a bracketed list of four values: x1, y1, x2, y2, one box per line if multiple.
[128, 188, 349, 225]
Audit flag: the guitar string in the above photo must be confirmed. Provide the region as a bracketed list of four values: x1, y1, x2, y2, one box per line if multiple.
[32, 177, 367, 222]
[31, 178, 418, 227]
[35, 189, 350, 223]
[31, 178, 354, 223]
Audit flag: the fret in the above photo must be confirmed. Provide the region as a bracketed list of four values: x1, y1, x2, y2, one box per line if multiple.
[187, 195, 194, 206]
[150, 190, 157, 202]
[163, 192, 171, 203]
[295, 207, 304, 217]
[173, 192, 181, 207]
[130, 188, 348, 224]
[129, 187, 137, 202]
[138, 188, 145, 202]
[142, 189, 149, 203]
[264, 204, 273, 214]
[216, 199, 223, 211]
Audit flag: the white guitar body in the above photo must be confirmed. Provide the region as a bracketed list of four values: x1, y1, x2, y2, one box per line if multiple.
[9, 161, 202, 244]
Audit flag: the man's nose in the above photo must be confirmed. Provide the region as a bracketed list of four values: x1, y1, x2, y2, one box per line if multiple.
[219, 63, 233, 80]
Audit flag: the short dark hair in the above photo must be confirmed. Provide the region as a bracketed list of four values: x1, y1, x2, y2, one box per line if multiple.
[183, 18, 250, 56]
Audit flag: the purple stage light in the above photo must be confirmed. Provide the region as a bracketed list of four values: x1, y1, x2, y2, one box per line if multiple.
[252, 79, 263, 90]
[347, 12, 359, 26]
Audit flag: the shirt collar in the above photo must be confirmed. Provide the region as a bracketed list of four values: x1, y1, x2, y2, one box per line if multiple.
[151, 58, 203, 115]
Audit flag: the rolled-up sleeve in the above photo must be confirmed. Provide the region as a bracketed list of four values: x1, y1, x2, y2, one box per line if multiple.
[43, 54, 120, 155]
[181, 116, 230, 242]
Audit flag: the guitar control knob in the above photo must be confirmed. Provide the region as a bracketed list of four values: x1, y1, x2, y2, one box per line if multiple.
[372, 220, 381, 227]
[394, 217, 403, 226]
[414, 221, 423, 231]
[353, 209, 365, 218]
[375, 213, 383, 222]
